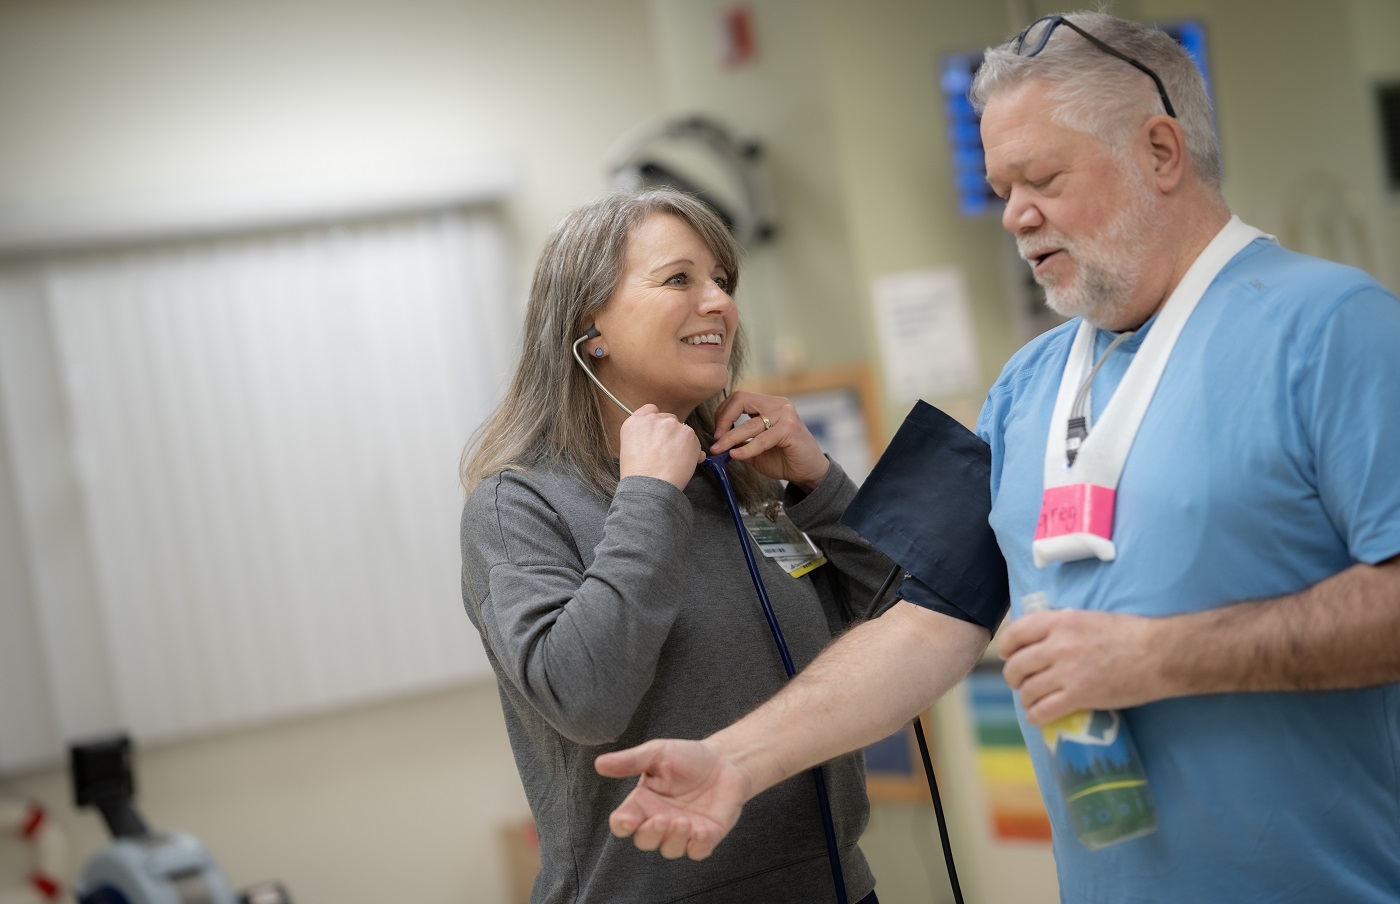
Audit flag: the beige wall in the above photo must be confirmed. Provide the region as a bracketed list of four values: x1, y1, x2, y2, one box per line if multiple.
[1132, 0, 1396, 289]
[647, 0, 869, 377]
[813, 0, 1027, 434]
[1351, 0, 1400, 285]
[1, 1, 1395, 903]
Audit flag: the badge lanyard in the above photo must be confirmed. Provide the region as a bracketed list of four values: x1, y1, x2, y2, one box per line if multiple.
[1034, 217, 1271, 567]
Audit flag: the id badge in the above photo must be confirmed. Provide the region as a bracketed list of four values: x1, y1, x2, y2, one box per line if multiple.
[742, 503, 828, 578]
[1032, 483, 1116, 567]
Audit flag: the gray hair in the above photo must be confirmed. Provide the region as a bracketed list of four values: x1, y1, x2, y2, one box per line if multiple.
[970, 10, 1222, 189]
[461, 187, 778, 507]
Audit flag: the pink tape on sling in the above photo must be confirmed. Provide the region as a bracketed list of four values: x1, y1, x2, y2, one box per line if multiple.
[1033, 218, 1269, 568]
[1032, 483, 1117, 567]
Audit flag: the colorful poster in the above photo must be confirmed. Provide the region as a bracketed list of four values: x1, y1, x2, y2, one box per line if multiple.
[965, 663, 1052, 841]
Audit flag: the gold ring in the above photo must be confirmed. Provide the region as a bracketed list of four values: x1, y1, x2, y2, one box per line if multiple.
[761, 415, 774, 430]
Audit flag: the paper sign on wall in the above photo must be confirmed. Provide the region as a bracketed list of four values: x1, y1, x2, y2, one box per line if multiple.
[872, 268, 981, 402]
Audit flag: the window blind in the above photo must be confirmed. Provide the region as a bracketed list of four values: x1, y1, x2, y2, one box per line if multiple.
[0, 208, 514, 772]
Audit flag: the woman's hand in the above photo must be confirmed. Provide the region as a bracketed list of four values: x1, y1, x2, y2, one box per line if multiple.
[619, 404, 704, 491]
[712, 390, 830, 492]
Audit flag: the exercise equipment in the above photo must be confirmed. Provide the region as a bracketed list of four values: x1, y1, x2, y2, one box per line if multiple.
[68, 736, 291, 904]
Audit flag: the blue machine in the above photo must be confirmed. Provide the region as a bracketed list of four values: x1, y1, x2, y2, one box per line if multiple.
[69, 736, 291, 904]
[72, 831, 241, 904]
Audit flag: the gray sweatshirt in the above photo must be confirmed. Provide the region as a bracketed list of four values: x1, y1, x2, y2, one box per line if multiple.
[460, 458, 895, 904]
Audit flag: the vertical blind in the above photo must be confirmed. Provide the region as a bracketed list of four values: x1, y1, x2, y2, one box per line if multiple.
[0, 209, 514, 772]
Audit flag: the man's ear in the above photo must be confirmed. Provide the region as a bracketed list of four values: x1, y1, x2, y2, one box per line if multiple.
[1143, 115, 1187, 193]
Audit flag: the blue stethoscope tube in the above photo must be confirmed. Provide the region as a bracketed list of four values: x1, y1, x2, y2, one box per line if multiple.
[702, 451, 849, 904]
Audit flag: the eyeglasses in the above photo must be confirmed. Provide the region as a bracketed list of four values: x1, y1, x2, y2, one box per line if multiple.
[1012, 15, 1176, 119]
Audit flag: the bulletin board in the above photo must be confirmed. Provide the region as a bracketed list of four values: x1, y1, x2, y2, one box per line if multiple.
[740, 362, 884, 485]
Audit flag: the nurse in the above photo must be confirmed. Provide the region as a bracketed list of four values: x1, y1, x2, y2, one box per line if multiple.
[458, 187, 894, 904]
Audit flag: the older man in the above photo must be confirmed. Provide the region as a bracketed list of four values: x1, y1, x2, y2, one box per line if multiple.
[596, 11, 1400, 902]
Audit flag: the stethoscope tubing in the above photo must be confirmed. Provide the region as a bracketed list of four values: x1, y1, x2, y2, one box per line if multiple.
[703, 451, 849, 904]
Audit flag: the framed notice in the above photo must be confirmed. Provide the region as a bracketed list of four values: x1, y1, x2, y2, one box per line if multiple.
[741, 363, 883, 485]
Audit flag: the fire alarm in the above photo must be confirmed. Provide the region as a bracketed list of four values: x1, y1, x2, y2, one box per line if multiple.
[718, 4, 756, 68]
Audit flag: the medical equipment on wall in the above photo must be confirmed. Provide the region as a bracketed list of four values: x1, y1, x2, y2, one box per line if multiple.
[605, 115, 777, 248]
[68, 735, 292, 904]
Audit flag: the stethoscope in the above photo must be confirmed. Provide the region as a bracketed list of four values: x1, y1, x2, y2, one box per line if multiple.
[572, 326, 852, 904]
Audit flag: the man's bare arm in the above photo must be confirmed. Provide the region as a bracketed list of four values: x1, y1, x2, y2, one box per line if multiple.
[597, 602, 990, 859]
[710, 602, 989, 793]
[1001, 554, 1400, 724]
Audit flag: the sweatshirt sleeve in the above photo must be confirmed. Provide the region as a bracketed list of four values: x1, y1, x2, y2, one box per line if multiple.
[461, 471, 693, 745]
[782, 458, 898, 625]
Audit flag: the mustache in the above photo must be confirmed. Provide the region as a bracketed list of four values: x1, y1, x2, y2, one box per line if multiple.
[1017, 233, 1071, 263]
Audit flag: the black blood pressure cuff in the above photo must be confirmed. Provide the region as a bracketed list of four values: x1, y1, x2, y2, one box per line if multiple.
[897, 574, 990, 629]
[839, 400, 1010, 632]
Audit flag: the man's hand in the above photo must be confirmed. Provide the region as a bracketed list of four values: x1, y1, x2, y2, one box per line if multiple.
[1003, 555, 1400, 719]
[595, 739, 754, 861]
[999, 609, 1165, 724]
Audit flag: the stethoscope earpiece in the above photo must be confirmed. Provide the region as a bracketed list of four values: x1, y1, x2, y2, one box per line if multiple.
[572, 328, 633, 416]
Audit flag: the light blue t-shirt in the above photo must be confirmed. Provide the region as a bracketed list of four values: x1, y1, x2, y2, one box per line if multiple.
[977, 238, 1400, 903]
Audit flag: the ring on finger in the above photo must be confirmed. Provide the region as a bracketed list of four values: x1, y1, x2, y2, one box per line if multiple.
[760, 415, 774, 430]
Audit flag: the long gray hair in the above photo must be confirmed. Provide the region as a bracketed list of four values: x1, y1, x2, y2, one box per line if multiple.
[461, 187, 780, 508]
[971, 10, 1222, 190]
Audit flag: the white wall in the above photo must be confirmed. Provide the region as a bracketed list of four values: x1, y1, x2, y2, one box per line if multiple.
[1349, 0, 1400, 281]
[0, 0, 665, 272]
[811, 0, 1025, 433]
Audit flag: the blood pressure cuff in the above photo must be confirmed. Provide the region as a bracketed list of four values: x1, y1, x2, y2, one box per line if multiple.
[839, 400, 1009, 632]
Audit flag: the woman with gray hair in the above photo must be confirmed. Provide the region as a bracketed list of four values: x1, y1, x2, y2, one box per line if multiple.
[459, 187, 892, 904]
